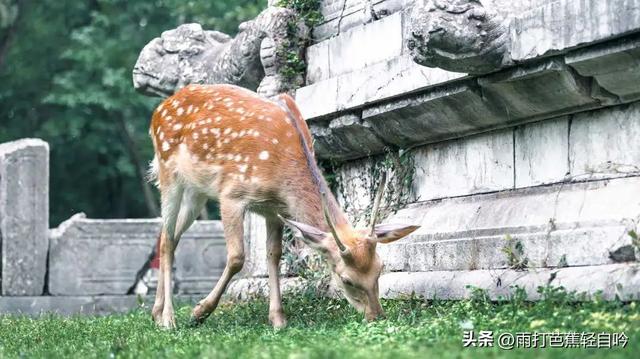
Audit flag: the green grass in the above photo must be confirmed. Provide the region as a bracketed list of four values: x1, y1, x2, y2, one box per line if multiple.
[0, 288, 638, 358]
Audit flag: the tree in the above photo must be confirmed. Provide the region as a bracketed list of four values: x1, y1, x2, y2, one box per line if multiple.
[0, 0, 266, 225]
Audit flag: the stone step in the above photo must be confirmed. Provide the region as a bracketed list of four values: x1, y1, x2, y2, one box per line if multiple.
[377, 176, 640, 272]
[379, 263, 640, 301]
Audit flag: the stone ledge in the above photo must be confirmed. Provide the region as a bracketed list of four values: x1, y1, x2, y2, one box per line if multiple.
[380, 263, 640, 300]
[377, 176, 640, 272]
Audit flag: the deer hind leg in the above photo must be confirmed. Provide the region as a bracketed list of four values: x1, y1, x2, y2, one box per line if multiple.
[190, 198, 246, 325]
[266, 218, 287, 328]
[154, 185, 207, 329]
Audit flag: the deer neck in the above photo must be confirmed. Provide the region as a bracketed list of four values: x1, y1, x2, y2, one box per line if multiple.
[280, 164, 350, 235]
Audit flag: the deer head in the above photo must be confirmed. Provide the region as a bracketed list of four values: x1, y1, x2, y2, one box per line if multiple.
[280, 172, 419, 320]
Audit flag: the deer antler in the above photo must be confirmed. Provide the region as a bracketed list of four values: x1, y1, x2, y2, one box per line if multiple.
[321, 190, 348, 254]
[369, 170, 388, 237]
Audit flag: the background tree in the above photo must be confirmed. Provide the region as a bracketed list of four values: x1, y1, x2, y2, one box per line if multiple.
[0, 0, 266, 226]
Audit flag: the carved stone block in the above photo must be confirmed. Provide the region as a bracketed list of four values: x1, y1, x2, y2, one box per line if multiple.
[0, 139, 49, 296]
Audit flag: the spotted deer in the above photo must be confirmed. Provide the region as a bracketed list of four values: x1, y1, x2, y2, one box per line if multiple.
[148, 83, 419, 329]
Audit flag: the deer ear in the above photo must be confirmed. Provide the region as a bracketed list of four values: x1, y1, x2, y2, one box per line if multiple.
[278, 215, 327, 246]
[371, 223, 420, 244]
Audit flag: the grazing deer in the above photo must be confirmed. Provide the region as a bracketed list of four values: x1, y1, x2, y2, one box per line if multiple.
[148, 84, 419, 329]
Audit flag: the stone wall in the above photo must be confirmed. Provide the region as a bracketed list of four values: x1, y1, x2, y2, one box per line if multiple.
[266, 0, 640, 300]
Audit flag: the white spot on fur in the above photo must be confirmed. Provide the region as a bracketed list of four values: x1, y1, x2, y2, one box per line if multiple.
[203, 143, 209, 150]
[252, 131, 260, 137]
[238, 164, 248, 173]
[234, 154, 242, 162]
[162, 142, 170, 152]
[259, 151, 269, 160]
[159, 132, 165, 140]
[177, 107, 184, 116]
[215, 116, 222, 123]
[161, 109, 168, 117]
[187, 105, 193, 114]
[202, 128, 208, 134]
[193, 133, 199, 139]
[224, 128, 231, 135]
[271, 138, 279, 144]
[173, 123, 183, 130]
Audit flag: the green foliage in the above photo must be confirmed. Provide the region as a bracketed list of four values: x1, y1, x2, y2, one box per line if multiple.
[502, 234, 529, 270]
[275, 0, 323, 85]
[277, 0, 323, 28]
[0, 292, 638, 358]
[0, 0, 265, 225]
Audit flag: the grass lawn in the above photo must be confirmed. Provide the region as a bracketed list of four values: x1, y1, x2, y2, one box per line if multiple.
[0, 288, 638, 358]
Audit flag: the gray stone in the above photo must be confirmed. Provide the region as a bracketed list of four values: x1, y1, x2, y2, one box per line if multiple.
[305, 41, 330, 84]
[0, 139, 49, 296]
[515, 117, 569, 188]
[510, 0, 640, 62]
[133, 7, 307, 98]
[48, 215, 226, 295]
[297, 56, 465, 120]
[244, 213, 268, 277]
[376, 176, 640, 272]
[380, 263, 640, 300]
[569, 102, 640, 180]
[406, 0, 511, 74]
[362, 80, 506, 148]
[310, 113, 387, 160]
[478, 59, 615, 122]
[566, 34, 640, 103]
[411, 129, 514, 201]
[174, 221, 226, 294]
[325, 12, 403, 78]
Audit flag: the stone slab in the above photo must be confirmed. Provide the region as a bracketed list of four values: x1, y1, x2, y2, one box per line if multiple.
[515, 117, 570, 187]
[411, 129, 514, 201]
[310, 114, 387, 160]
[566, 34, 640, 102]
[48, 215, 226, 295]
[478, 59, 612, 122]
[510, 0, 640, 62]
[362, 80, 504, 147]
[380, 263, 640, 301]
[569, 102, 640, 180]
[376, 177, 640, 272]
[297, 56, 465, 120]
[0, 295, 201, 316]
[0, 139, 49, 296]
[325, 12, 403, 79]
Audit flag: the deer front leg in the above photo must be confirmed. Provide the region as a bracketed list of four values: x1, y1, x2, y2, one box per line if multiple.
[266, 218, 287, 328]
[191, 199, 246, 324]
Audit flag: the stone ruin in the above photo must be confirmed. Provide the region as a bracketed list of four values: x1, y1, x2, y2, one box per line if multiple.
[2, 0, 640, 315]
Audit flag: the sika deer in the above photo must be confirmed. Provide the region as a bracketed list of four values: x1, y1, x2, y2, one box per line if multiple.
[148, 84, 419, 329]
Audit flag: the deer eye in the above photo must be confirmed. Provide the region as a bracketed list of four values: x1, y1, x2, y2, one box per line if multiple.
[341, 276, 355, 287]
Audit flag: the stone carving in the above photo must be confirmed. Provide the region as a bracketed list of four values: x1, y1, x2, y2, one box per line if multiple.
[133, 6, 308, 98]
[406, 0, 511, 74]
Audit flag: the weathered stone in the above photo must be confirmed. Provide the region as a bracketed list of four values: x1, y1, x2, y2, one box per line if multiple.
[310, 113, 387, 160]
[48, 215, 226, 295]
[510, 0, 640, 62]
[244, 213, 268, 277]
[362, 80, 506, 147]
[515, 117, 569, 187]
[0, 139, 49, 296]
[133, 6, 307, 98]
[376, 177, 640, 272]
[569, 102, 640, 180]
[325, 12, 403, 78]
[312, 0, 409, 42]
[411, 129, 514, 201]
[566, 34, 640, 103]
[478, 59, 615, 122]
[406, 0, 511, 74]
[297, 56, 464, 120]
[305, 41, 330, 84]
[380, 263, 640, 300]
[174, 221, 226, 294]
